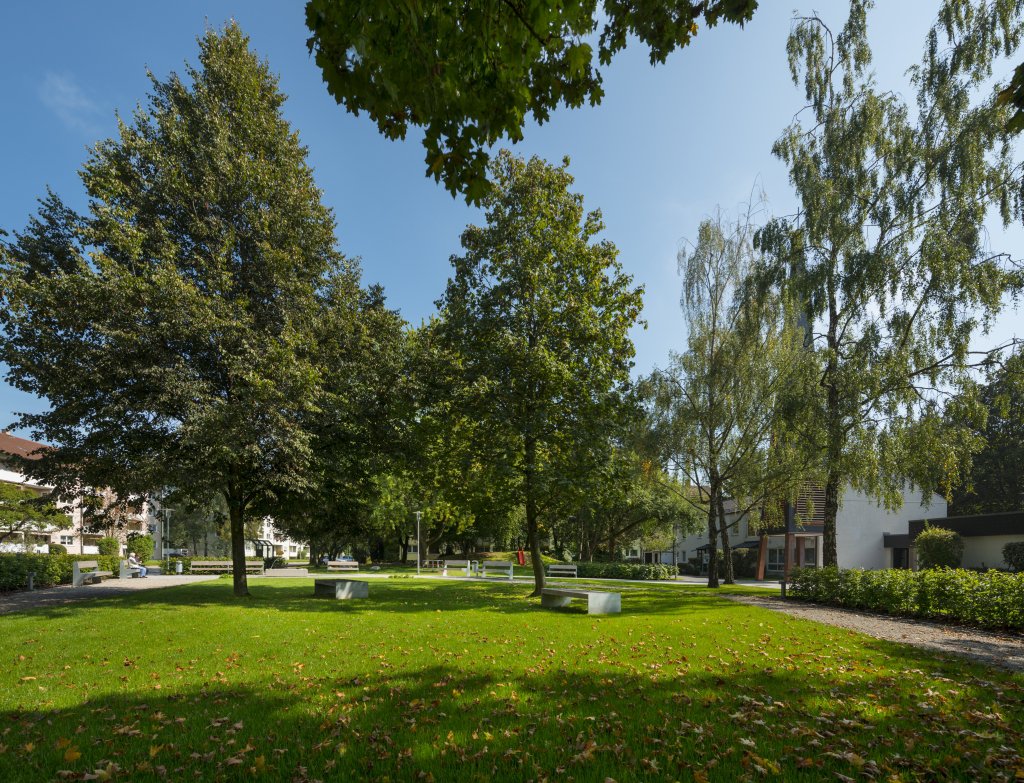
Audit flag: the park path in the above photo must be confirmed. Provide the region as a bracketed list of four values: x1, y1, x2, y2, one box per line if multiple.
[0, 574, 220, 615]
[725, 593, 1024, 672]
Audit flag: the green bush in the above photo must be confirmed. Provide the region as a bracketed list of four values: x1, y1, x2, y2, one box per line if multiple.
[1003, 541, 1024, 572]
[97, 536, 121, 556]
[788, 566, 1024, 630]
[572, 562, 675, 580]
[48, 543, 67, 555]
[0, 553, 122, 592]
[127, 534, 155, 561]
[915, 523, 963, 569]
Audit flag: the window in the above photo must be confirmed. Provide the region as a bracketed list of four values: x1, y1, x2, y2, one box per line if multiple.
[802, 545, 816, 566]
[766, 548, 785, 573]
[60, 535, 74, 546]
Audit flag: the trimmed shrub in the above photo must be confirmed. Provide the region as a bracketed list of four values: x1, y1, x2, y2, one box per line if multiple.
[48, 543, 67, 555]
[788, 566, 1024, 630]
[1003, 541, 1024, 572]
[127, 534, 155, 561]
[0, 553, 122, 592]
[573, 562, 675, 581]
[915, 524, 963, 569]
[97, 536, 121, 556]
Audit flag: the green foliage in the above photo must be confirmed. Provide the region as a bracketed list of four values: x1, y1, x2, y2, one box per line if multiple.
[126, 534, 154, 562]
[645, 203, 818, 586]
[0, 482, 67, 545]
[47, 543, 66, 555]
[571, 561, 676, 581]
[0, 23, 376, 597]
[96, 537, 120, 556]
[915, 524, 964, 569]
[438, 151, 644, 592]
[789, 566, 1024, 629]
[949, 350, 1024, 514]
[1004, 542, 1024, 572]
[0, 553, 121, 592]
[305, 0, 758, 202]
[758, 1, 1024, 565]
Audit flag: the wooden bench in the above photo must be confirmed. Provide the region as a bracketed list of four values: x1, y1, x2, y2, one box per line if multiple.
[480, 560, 514, 580]
[441, 559, 476, 577]
[119, 560, 142, 579]
[540, 588, 620, 615]
[547, 563, 578, 578]
[314, 578, 369, 599]
[72, 560, 113, 587]
[189, 560, 265, 575]
[326, 560, 359, 572]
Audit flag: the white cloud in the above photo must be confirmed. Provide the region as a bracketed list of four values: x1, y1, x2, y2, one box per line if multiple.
[39, 72, 101, 133]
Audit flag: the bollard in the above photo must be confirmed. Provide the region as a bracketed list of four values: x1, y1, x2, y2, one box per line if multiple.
[27, 571, 35, 591]
[780, 578, 787, 599]
[176, 560, 183, 575]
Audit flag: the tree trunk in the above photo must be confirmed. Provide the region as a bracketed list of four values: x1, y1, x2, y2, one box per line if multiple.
[226, 490, 249, 597]
[525, 434, 545, 596]
[399, 534, 409, 564]
[706, 486, 720, 588]
[717, 489, 734, 584]
[823, 468, 841, 567]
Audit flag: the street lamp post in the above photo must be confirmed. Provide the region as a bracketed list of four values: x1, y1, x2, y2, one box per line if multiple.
[414, 511, 422, 576]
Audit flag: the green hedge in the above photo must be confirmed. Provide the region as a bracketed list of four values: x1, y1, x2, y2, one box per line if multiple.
[0, 553, 122, 592]
[571, 562, 676, 581]
[788, 566, 1024, 630]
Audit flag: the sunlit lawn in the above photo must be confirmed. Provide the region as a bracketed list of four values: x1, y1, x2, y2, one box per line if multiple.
[1, 578, 1022, 781]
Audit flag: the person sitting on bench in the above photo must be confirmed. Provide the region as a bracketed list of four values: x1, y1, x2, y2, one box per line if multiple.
[128, 551, 148, 578]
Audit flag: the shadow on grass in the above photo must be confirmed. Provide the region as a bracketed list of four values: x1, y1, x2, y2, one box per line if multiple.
[2, 653, 1021, 782]
[6, 579, 753, 622]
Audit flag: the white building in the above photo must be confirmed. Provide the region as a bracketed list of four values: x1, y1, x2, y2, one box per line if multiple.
[641, 485, 947, 578]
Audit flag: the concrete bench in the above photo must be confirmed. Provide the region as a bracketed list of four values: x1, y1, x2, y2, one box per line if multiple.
[480, 560, 514, 580]
[547, 563, 578, 578]
[326, 560, 359, 572]
[314, 578, 369, 599]
[119, 560, 142, 579]
[540, 588, 620, 615]
[441, 559, 477, 577]
[73, 560, 113, 587]
[190, 560, 265, 575]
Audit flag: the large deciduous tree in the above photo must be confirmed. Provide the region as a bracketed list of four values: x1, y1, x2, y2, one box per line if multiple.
[646, 205, 818, 587]
[304, 0, 758, 202]
[757, 0, 1024, 566]
[0, 482, 67, 547]
[0, 23, 358, 596]
[438, 151, 643, 595]
[949, 349, 1024, 514]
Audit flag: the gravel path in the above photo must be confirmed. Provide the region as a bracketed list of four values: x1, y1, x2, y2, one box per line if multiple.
[725, 593, 1024, 672]
[0, 574, 221, 615]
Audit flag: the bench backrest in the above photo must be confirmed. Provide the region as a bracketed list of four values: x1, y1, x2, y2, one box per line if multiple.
[445, 559, 471, 567]
[548, 564, 577, 575]
[191, 561, 231, 566]
[77, 560, 99, 570]
[484, 561, 513, 569]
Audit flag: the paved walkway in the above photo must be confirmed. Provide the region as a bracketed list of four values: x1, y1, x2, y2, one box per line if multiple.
[0, 575, 221, 615]
[725, 593, 1024, 672]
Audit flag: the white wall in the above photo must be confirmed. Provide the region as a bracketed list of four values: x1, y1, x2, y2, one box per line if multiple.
[837, 487, 947, 570]
[961, 535, 1024, 570]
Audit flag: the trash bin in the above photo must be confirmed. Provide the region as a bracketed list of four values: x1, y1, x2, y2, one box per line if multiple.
[175, 561, 183, 575]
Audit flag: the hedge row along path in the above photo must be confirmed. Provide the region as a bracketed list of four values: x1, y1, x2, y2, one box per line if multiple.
[0, 574, 220, 615]
[726, 593, 1024, 672]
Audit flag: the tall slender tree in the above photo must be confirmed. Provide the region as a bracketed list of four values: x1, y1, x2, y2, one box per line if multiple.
[0, 23, 355, 596]
[758, 0, 1024, 565]
[439, 151, 643, 595]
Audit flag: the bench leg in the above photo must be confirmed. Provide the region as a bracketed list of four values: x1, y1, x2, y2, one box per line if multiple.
[541, 594, 571, 609]
[587, 593, 621, 615]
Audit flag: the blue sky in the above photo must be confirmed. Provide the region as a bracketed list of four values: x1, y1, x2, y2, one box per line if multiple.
[1, 1, 1021, 438]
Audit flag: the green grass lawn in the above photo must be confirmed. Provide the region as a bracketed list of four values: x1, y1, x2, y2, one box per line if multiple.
[1, 579, 1022, 782]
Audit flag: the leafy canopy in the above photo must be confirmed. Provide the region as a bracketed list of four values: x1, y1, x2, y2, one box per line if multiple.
[305, 0, 758, 202]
